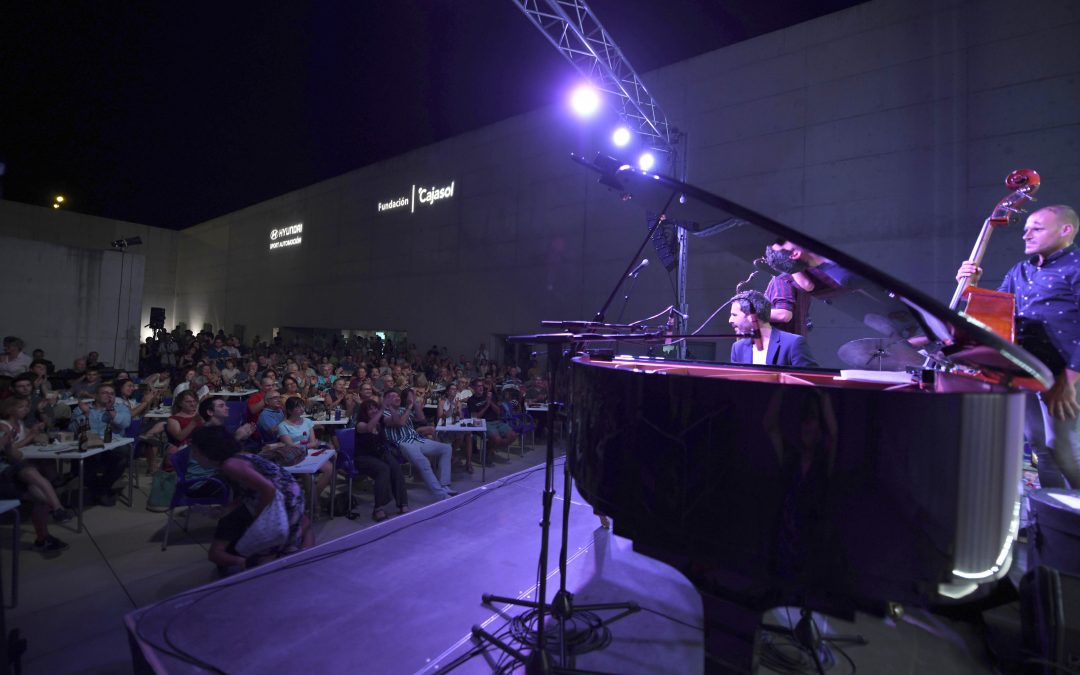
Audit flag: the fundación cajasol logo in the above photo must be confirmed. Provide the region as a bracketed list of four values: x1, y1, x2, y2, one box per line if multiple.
[378, 180, 456, 214]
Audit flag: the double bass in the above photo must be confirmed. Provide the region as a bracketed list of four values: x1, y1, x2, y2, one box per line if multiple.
[950, 169, 1041, 342]
[564, 158, 1052, 671]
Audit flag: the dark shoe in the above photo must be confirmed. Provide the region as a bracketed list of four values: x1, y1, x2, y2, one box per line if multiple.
[444, 487, 459, 497]
[372, 509, 389, 522]
[464, 464, 474, 474]
[51, 508, 74, 524]
[398, 505, 410, 514]
[34, 536, 69, 553]
[95, 492, 117, 507]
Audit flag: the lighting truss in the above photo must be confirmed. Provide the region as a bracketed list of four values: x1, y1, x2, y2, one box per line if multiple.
[512, 0, 679, 155]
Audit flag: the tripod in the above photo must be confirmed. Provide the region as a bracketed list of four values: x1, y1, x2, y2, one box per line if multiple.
[471, 338, 640, 673]
[759, 608, 866, 675]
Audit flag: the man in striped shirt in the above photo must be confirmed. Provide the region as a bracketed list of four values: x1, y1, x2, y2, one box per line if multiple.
[382, 390, 456, 499]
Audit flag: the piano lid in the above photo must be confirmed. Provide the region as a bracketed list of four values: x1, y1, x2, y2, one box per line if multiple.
[573, 154, 1052, 391]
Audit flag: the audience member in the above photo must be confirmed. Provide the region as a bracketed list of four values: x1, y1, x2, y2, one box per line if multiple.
[382, 390, 455, 500]
[190, 426, 310, 571]
[353, 399, 408, 519]
[69, 383, 131, 505]
[0, 399, 74, 554]
[467, 379, 517, 457]
[0, 337, 32, 378]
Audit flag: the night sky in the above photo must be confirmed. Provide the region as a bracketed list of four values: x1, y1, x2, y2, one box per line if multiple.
[1, 1, 861, 230]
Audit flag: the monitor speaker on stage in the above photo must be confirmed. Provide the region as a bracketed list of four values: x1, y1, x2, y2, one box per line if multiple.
[1020, 565, 1080, 674]
[1027, 489, 1080, 575]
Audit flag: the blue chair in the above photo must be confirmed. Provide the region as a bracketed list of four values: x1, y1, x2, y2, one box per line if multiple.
[506, 412, 535, 456]
[334, 428, 360, 519]
[224, 400, 246, 433]
[162, 446, 231, 551]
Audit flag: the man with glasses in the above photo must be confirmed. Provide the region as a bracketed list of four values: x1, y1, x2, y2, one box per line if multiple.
[69, 384, 131, 506]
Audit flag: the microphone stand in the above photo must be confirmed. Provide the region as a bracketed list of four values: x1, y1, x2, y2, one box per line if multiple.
[613, 271, 644, 355]
[470, 324, 748, 672]
[593, 192, 677, 323]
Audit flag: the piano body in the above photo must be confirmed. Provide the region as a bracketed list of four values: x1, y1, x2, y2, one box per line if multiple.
[563, 158, 1052, 668]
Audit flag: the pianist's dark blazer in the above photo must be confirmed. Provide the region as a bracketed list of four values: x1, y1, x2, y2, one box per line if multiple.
[730, 328, 818, 368]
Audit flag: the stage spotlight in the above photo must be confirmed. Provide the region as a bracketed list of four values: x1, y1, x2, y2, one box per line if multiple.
[612, 127, 631, 147]
[55, 195, 65, 203]
[637, 152, 656, 171]
[570, 85, 601, 118]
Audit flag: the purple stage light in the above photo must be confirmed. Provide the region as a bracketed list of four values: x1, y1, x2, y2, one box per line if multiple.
[637, 152, 655, 171]
[570, 84, 601, 117]
[612, 127, 631, 147]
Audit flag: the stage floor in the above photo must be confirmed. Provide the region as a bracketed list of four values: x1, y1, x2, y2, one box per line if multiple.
[125, 458, 705, 674]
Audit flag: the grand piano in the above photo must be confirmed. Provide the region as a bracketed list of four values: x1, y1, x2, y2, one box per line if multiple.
[564, 158, 1052, 668]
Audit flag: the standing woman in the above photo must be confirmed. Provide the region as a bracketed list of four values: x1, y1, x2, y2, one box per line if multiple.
[277, 398, 333, 506]
[353, 399, 408, 520]
[190, 426, 310, 570]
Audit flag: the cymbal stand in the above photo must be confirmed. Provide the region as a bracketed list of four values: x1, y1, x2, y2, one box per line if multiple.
[471, 338, 640, 673]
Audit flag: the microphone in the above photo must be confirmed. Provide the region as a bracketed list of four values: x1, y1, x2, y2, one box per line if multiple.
[627, 258, 650, 278]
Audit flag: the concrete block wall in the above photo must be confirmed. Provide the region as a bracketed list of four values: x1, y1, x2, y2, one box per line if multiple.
[4, 0, 1079, 366]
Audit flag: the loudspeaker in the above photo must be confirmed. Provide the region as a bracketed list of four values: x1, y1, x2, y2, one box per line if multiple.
[1028, 489, 1080, 575]
[1020, 566, 1080, 674]
[149, 307, 166, 330]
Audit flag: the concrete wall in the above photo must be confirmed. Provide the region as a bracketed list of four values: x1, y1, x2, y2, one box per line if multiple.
[0, 234, 145, 370]
[3, 0, 1079, 366]
[170, 0, 1080, 364]
[0, 201, 179, 349]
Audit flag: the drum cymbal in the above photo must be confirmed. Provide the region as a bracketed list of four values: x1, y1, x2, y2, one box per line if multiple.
[837, 338, 922, 371]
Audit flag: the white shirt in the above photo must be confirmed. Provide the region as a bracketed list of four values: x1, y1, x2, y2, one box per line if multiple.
[0, 352, 32, 377]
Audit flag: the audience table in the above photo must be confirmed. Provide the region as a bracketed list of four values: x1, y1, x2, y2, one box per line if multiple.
[214, 389, 258, 399]
[21, 437, 136, 532]
[436, 419, 489, 481]
[285, 447, 338, 521]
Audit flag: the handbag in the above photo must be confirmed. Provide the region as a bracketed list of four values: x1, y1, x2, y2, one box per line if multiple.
[146, 470, 177, 512]
[235, 492, 290, 557]
[258, 442, 307, 467]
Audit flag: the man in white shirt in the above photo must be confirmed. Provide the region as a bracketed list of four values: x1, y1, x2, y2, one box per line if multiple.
[0, 337, 32, 377]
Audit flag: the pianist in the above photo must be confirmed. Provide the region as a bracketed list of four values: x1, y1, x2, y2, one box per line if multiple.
[957, 205, 1080, 490]
[729, 290, 818, 368]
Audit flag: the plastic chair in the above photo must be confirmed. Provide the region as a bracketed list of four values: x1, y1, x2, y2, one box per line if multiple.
[506, 412, 535, 456]
[162, 446, 231, 551]
[224, 400, 246, 433]
[334, 428, 361, 518]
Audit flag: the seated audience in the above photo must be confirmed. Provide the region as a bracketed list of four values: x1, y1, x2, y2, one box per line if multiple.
[0, 399, 73, 554]
[190, 426, 311, 571]
[0, 337, 32, 378]
[71, 368, 103, 398]
[382, 390, 455, 500]
[467, 379, 517, 456]
[69, 383, 131, 505]
[277, 397, 333, 502]
[246, 376, 277, 424]
[353, 399, 408, 520]
[256, 390, 286, 443]
[166, 390, 203, 450]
